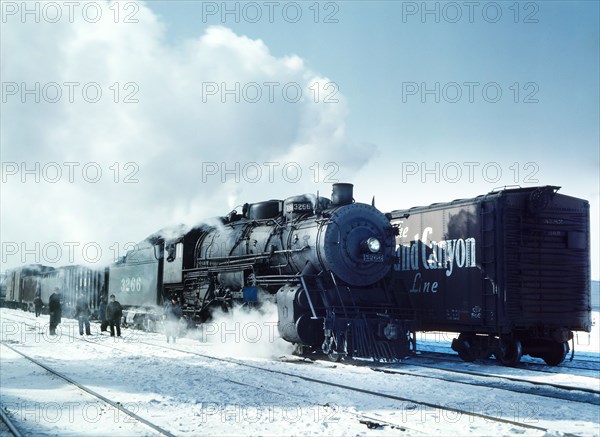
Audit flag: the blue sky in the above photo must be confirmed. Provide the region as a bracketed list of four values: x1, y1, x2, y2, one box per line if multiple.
[147, 0, 600, 274]
[147, 1, 599, 191]
[1, 1, 598, 277]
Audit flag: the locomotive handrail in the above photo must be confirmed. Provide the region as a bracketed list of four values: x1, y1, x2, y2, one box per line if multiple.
[183, 263, 254, 273]
[195, 245, 309, 263]
[253, 274, 301, 281]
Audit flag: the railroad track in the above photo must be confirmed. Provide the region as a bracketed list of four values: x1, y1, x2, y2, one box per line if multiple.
[0, 342, 174, 437]
[1, 404, 23, 437]
[400, 354, 600, 392]
[2, 312, 597, 435]
[301, 349, 600, 403]
[84, 337, 556, 434]
[371, 363, 600, 405]
[412, 347, 600, 375]
[0, 315, 553, 434]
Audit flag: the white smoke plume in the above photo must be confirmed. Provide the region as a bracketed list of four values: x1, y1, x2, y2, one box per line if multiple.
[1, 1, 376, 272]
[192, 301, 295, 360]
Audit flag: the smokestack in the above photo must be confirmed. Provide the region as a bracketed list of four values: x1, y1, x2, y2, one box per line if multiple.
[331, 183, 354, 206]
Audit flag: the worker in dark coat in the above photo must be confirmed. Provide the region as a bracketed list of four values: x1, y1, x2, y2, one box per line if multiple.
[74, 293, 92, 336]
[164, 297, 183, 343]
[33, 293, 43, 317]
[48, 289, 62, 335]
[106, 294, 123, 337]
[98, 295, 108, 332]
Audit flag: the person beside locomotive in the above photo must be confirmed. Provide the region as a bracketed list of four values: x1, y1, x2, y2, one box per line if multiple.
[106, 294, 123, 337]
[98, 295, 108, 333]
[74, 292, 92, 336]
[33, 293, 43, 317]
[164, 297, 183, 343]
[48, 288, 62, 335]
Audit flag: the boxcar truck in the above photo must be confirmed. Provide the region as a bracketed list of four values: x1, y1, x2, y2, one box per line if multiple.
[389, 186, 591, 366]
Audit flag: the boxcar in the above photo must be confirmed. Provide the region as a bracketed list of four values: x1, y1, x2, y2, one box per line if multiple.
[3, 265, 54, 311]
[3, 264, 105, 317]
[389, 186, 591, 366]
[39, 265, 105, 317]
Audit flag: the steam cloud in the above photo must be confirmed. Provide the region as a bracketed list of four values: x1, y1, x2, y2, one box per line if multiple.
[2, 1, 376, 271]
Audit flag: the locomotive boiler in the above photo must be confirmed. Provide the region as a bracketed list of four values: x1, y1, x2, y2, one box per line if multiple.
[158, 183, 411, 360]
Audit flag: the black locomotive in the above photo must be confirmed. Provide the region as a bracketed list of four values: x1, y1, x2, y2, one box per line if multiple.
[83, 183, 410, 360]
[389, 186, 592, 366]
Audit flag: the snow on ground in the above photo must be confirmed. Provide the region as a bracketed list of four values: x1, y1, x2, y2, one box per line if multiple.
[1, 307, 599, 436]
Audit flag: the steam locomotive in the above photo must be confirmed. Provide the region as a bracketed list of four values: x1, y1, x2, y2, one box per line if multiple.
[389, 186, 592, 366]
[132, 183, 410, 360]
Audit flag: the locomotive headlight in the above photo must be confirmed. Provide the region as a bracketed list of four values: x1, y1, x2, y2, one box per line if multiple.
[366, 237, 381, 253]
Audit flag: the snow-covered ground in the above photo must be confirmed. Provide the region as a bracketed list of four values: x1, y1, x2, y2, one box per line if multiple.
[1, 306, 599, 436]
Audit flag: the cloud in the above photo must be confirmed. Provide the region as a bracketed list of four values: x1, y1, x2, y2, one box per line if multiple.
[1, 1, 375, 270]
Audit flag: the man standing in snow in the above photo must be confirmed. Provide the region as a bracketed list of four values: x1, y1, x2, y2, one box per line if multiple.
[164, 296, 183, 343]
[98, 295, 108, 333]
[106, 294, 123, 337]
[75, 292, 92, 336]
[33, 292, 43, 317]
[48, 289, 62, 335]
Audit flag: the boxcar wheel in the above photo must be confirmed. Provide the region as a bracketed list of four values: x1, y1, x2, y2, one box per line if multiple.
[496, 338, 522, 367]
[456, 334, 476, 362]
[541, 342, 568, 366]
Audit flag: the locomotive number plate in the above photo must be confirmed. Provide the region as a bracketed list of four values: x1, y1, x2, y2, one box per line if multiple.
[363, 254, 384, 262]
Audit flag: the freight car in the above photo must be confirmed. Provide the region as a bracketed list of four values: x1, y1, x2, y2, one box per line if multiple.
[3, 265, 54, 311]
[389, 186, 591, 366]
[2, 265, 105, 318]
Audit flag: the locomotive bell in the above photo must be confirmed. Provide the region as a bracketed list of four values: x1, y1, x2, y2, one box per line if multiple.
[331, 183, 354, 206]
